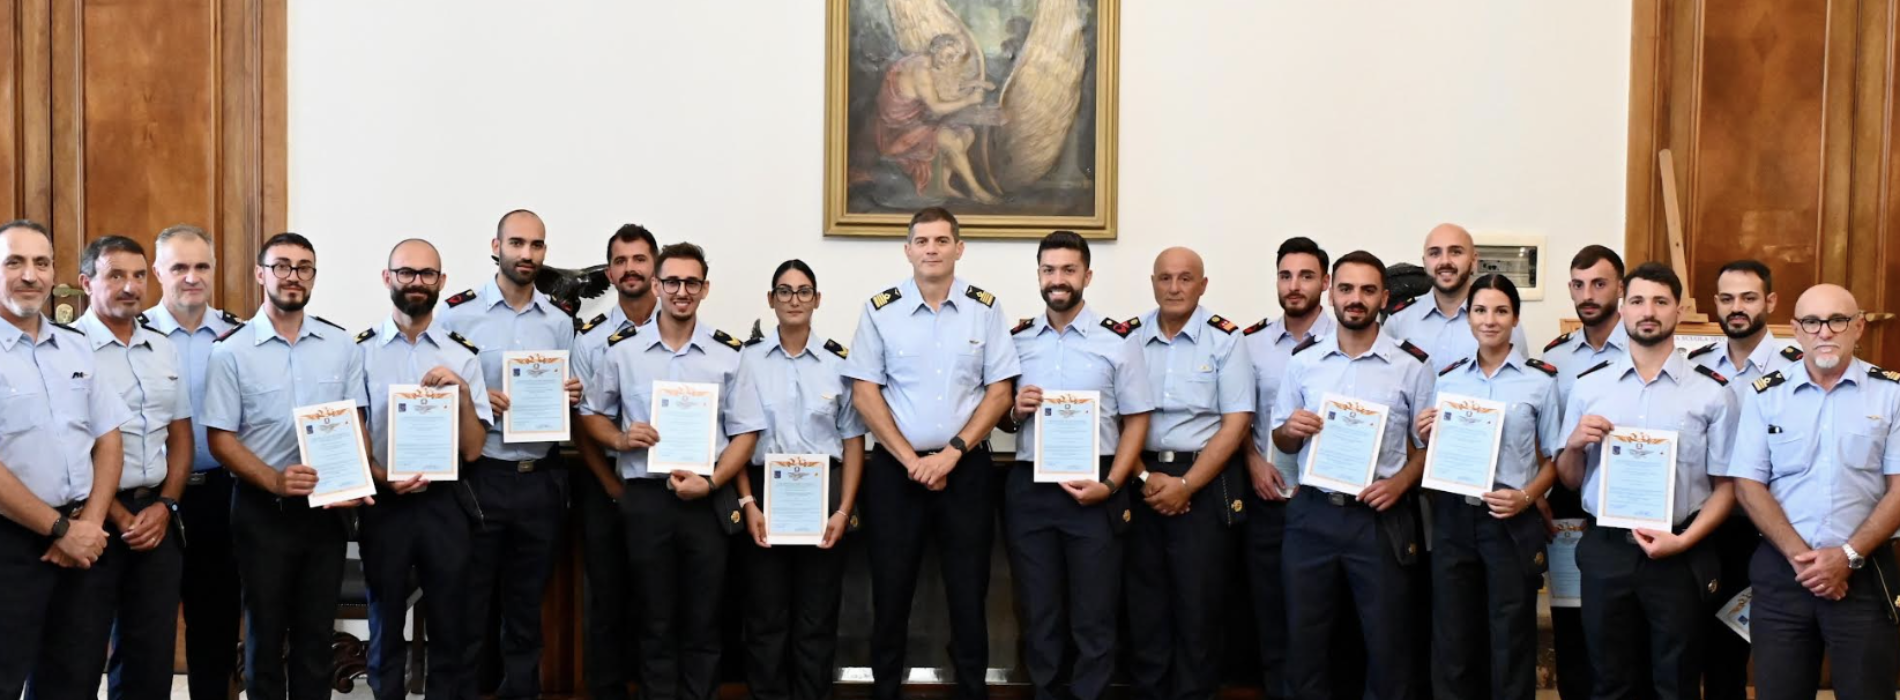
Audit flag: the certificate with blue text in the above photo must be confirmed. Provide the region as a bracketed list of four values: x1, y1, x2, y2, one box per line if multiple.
[1597, 427, 1678, 530]
[1545, 518, 1585, 608]
[765, 453, 831, 546]
[502, 351, 569, 443]
[1420, 394, 1505, 498]
[650, 381, 719, 475]
[1033, 390, 1101, 483]
[386, 384, 460, 481]
[293, 401, 376, 508]
[1301, 393, 1388, 495]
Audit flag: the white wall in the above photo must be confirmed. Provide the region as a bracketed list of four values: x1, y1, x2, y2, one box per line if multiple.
[287, 2, 1630, 352]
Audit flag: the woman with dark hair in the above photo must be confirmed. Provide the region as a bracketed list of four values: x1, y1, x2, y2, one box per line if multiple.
[1415, 273, 1562, 700]
[734, 259, 865, 700]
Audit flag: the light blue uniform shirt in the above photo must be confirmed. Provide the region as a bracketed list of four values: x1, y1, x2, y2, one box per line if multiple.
[77, 313, 193, 491]
[1727, 360, 1900, 548]
[1561, 351, 1739, 525]
[1272, 329, 1436, 491]
[1431, 349, 1563, 491]
[358, 317, 494, 468]
[1547, 323, 1631, 404]
[437, 279, 576, 462]
[201, 312, 368, 471]
[1685, 335, 1803, 405]
[1244, 312, 1335, 483]
[144, 304, 240, 471]
[580, 320, 767, 479]
[1136, 306, 1254, 453]
[1384, 296, 1530, 371]
[1009, 305, 1155, 462]
[742, 328, 868, 464]
[573, 304, 654, 465]
[840, 277, 1022, 451]
[0, 317, 132, 506]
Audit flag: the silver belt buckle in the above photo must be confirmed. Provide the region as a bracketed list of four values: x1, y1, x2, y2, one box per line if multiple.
[516, 460, 536, 473]
[1155, 451, 1180, 463]
[1327, 492, 1350, 507]
[132, 486, 154, 500]
[1464, 495, 1485, 507]
[186, 472, 208, 486]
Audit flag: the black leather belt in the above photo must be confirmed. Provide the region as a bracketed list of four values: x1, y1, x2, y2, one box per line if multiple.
[1307, 489, 1371, 508]
[1141, 450, 1200, 465]
[479, 456, 543, 473]
[54, 500, 86, 518]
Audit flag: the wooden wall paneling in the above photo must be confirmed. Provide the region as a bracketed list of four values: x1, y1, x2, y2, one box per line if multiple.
[218, 0, 283, 315]
[19, 0, 49, 224]
[0, 0, 20, 217]
[1877, 0, 1900, 365]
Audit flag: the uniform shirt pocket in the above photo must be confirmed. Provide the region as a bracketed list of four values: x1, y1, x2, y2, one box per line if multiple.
[0, 383, 45, 434]
[1840, 427, 1886, 471]
[1766, 433, 1811, 478]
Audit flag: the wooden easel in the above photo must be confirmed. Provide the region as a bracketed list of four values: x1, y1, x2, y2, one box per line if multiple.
[1657, 149, 1710, 323]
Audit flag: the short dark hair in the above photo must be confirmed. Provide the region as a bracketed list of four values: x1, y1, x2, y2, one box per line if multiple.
[1277, 236, 1330, 272]
[1570, 245, 1626, 280]
[907, 207, 960, 241]
[1467, 273, 1521, 315]
[495, 209, 540, 240]
[1624, 261, 1682, 301]
[771, 259, 818, 289]
[606, 223, 658, 262]
[1036, 230, 1090, 268]
[656, 241, 709, 278]
[257, 232, 316, 265]
[0, 219, 51, 242]
[80, 236, 147, 278]
[1716, 259, 1773, 294]
[1332, 250, 1387, 287]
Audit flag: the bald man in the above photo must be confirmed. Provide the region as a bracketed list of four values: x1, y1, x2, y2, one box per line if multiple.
[1384, 224, 1529, 364]
[1727, 285, 1900, 700]
[1125, 246, 1254, 700]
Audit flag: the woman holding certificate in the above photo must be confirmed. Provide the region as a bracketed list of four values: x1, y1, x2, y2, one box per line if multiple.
[732, 260, 867, 700]
[1413, 274, 1562, 700]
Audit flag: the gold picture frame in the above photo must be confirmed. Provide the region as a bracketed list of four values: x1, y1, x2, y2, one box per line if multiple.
[824, 0, 1119, 239]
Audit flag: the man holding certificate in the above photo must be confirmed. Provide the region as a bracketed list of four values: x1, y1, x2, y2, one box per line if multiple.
[357, 239, 493, 700]
[1728, 284, 1900, 700]
[1556, 262, 1738, 700]
[578, 242, 764, 700]
[1127, 246, 1253, 700]
[1003, 232, 1152, 700]
[203, 232, 372, 700]
[1271, 250, 1434, 700]
[1413, 274, 1562, 700]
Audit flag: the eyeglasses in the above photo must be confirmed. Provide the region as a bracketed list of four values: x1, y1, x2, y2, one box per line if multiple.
[659, 277, 705, 294]
[772, 286, 816, 302]
[388, 267, 442, 285]
[266, 262, 317, 280]
[1795, 313, 1860, 335]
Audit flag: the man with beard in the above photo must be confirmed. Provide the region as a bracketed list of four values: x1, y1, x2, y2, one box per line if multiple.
[357, 238, 492, 700]
[571, 223, 660, 700]
[1728, 284, 1900, 700]
[0, 219, 130, 700]
[1126, 246, 1253, 700]
[1384, 224, 1528, 363]
[144, 224, 245, 700]
[1685, 259, 1800, 700]
[75, 236, 193, 700]
[1003, 231, 1152, 700]
[1273, 250, 1434, 700]
[438, 209, 582, 700]
[1557, 262, 1738, 700]
[204, 232, 372, 700]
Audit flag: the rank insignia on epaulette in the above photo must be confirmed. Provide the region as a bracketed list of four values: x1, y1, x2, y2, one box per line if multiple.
[1544, 331, 1573, 352]
[1872, 366, 1900, 383]
[870, 287, 901, 310]
[1695, 365, 1729, 386]
[607, 326, 638, 346]
[1207, 315, 1238, 334]
[445, 289, 476, 307]
[578, 313, 606, 334]
[220, 309, 242, 326]
[215, 323, 247, 342]
[965, 285, 995, 307]
[1292, 335, 1321, 355]
[354, 328, 376, 344]
[1388, 296, 1418, 314]
[1243, 318, 1270, 336]
[1753, 371, 1786, 394]
[1576, 360, 1611, 378]
[1781, 345, 1805, 362]
[449, 332, 480, 354]
[712, 329, 742, 351]
[824, 338, 849, 359]
[1012, 318, 1035, 335]
[1101, 317, 1135, 338]
[1686, 342, 1718, 360]
[136, 313, 149, 325]
[1526, 358, 1559, 376]
[1398, 340, 1429, 363]
[1439, 358, 1470, 376]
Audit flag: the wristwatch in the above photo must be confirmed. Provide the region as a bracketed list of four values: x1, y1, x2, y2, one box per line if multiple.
[158, 496, 180, 514]
[1844, 543, 1867, 570]
[1102, 478, 1120, 495]
[49, 514, 70, 540]
[947, 436, 968, 455]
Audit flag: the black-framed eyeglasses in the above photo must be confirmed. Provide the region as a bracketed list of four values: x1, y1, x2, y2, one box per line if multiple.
[266, 262, 317, 280]
[660, 277, 705, 294]
[1795, 313, 1860, 335]
[389, 267, 442, 285]
[771, 286, 816, 302]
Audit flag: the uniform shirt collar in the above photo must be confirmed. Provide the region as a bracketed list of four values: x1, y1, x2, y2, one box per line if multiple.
[1788, 357, 1866, 392]
[1144, 305, 1209, 344]
[898, 276, 971, 313]
[142, 303, 233, 336]
[1318, 326, 1404, 361]
[479, 277, 559, 316]
[1725, 334, 1783, 375]
[1611, 348, 1690, 384]
[1032, 304, 1101, 338]
[643, 318, 717, 354]
[1269, 311, 1334, 344]
[375, 315, 450, 349]
[1420, 296, 1467, 321]
[764, 326, 820, 361]
[1577, 322, 1630, 353]
[249, 307, 328, 345]
[76, 312, 156, 351]
[0, 314, 60, 351]
[1456, 346, 1530, 377]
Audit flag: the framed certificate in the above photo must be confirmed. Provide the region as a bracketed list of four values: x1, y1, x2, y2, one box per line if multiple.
[1033, 390, 1100, 483]
[502, 351, 570, 443]
[1545, 518, 1585, 608]
[387, 384, 460, 481]
[1420, 394, 1506, 498]
[764, 453, 831, 546]
[1716, 587, 1752, 643]
[293, 401, 377, 508]
[1597, 427, 1679, 530]
[650, 380, 720, 475]
[1301, 393, 1388, 495]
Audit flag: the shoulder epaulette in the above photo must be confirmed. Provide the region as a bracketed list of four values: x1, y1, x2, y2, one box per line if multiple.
[139, 323, 161, 334]
[1576, 360, 1611, 379]
[1544, 332, 1573, 352]
[1686, 342, 1718, 360]
[1291, 335, 1320, 356]
[964, 285, 995, 308]
[1207, 315, 1238, 335]
[711, 329, 743, 351]
[1012, 318, 1034, 335]
[136, 313, 149, 325]
[445, 289, 476, 307]
[1871, 366, 1900, 383]
[215, 323, 246, 343]
[354, 328, 375, 344]
[1752, 371, 1786, 394]
[1525, 358, 1559, 377]
[1124, 316, 1142, 332]
[607, 325, 637, 346]
[577, 313, 606, 334]
[1694, 364, 1729, 386]
[743, 335, 764, 347]
[1439, 357, 1470, 376]
[50, 321, 80, 335]
[1101, 317, 1136, 338]
[219, 309, 242, 326]
[870, 287, 901, 311]
[1398, 339, 1429, 363]
[448, 331, 480, 354]
[824, 338, 849, 359]
[313, 316, 345, 331]
[1388, 295, 1418, 314]
[553, 298, 577, 317]
[1781, 345, 1805, 362]
[1243, 317, 1271, 336]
